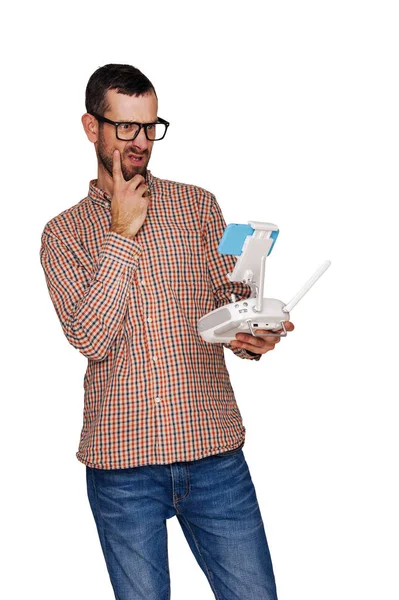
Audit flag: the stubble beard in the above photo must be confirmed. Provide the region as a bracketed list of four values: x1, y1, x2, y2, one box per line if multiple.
[97, 131, 147, 182]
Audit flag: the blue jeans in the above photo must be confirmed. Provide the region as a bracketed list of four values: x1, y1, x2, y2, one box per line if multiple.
[86, 447, 278, 600]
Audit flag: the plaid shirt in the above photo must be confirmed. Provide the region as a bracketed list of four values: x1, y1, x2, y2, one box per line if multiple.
[40, 171, 261, 470]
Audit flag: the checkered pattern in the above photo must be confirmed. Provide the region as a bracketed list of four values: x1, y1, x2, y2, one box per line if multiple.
[40, 171, 261, 469]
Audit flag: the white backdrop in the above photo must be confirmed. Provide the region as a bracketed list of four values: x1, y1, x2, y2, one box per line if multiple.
[1, 1, 398, 599]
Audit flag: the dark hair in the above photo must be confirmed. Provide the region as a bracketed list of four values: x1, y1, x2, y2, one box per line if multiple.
[85, 63, 157, 115]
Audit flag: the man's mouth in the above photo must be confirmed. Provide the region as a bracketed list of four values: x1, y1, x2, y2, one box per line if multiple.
[128, 153, 144, 164]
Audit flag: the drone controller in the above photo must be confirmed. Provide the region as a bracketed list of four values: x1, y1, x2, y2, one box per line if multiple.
[197, 221, 331, 344]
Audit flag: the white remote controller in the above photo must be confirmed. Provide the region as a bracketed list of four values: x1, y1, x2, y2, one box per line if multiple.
[197, 221, 331, 344]
[198, 261, 331, 343]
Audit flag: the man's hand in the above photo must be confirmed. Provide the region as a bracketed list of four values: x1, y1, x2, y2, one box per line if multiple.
[110, 149, 150, 239]
[229, 321, 295, 355]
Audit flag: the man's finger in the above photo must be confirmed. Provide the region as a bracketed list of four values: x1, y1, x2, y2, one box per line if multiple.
[126, 174, 147, 193]
[112, 149, 123, 180]
[251, 330, 279, 342]
[283, 321, 295, 332]
[272, 321, 294, 333]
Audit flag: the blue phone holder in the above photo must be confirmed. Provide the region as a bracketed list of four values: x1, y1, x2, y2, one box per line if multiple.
[218, 223, 279, 256]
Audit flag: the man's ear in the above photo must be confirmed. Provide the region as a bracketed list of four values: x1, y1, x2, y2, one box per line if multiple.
[81, 113, 98, 143]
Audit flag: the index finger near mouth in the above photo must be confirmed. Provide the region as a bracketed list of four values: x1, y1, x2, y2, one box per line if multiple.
[112, 149, 122, 178]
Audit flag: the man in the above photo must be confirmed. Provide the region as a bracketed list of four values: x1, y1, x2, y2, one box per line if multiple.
[40, 63, 294, 600]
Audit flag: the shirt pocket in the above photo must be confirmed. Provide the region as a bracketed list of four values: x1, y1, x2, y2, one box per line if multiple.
[163, 228, 210, 303]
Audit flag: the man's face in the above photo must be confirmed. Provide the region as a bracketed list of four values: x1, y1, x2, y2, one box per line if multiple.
[96, 89, 158, 181]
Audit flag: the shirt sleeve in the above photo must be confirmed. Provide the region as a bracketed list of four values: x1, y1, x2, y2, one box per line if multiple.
[204, 194, 262, 361]
[40, 228, 142, 362]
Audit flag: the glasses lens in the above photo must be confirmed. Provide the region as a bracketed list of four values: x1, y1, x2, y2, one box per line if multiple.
[146, 123, 166, 140]
[117, 123, 140, 140]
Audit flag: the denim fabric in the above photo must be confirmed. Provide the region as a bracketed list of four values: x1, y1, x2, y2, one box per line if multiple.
[86, 447, 278, 600]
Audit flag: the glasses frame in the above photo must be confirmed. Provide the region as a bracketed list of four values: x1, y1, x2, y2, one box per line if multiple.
[90, 112, 170, 141]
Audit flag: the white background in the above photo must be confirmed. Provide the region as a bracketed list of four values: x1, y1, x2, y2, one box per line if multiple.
[1, 1, 398, 599]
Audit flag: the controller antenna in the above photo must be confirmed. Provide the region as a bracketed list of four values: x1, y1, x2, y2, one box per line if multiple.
[282, 260, 331, 313]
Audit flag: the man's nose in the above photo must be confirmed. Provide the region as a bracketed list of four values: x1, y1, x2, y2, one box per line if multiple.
[132, 127, 150, 152]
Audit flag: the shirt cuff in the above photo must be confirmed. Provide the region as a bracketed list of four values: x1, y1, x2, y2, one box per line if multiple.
[224, 343, 262, 361]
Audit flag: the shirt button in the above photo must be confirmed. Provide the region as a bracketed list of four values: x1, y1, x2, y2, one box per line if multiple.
[155, 397, 161, 403]
[140, 279, 145, 286]
[147, 317, 152, 323]
[152, 355, 157, 362]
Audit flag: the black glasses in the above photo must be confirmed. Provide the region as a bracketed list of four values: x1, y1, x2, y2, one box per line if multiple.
[90, 112, 170, 141]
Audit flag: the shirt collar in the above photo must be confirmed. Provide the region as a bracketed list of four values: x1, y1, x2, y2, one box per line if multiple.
[88, 169, 154, 209]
